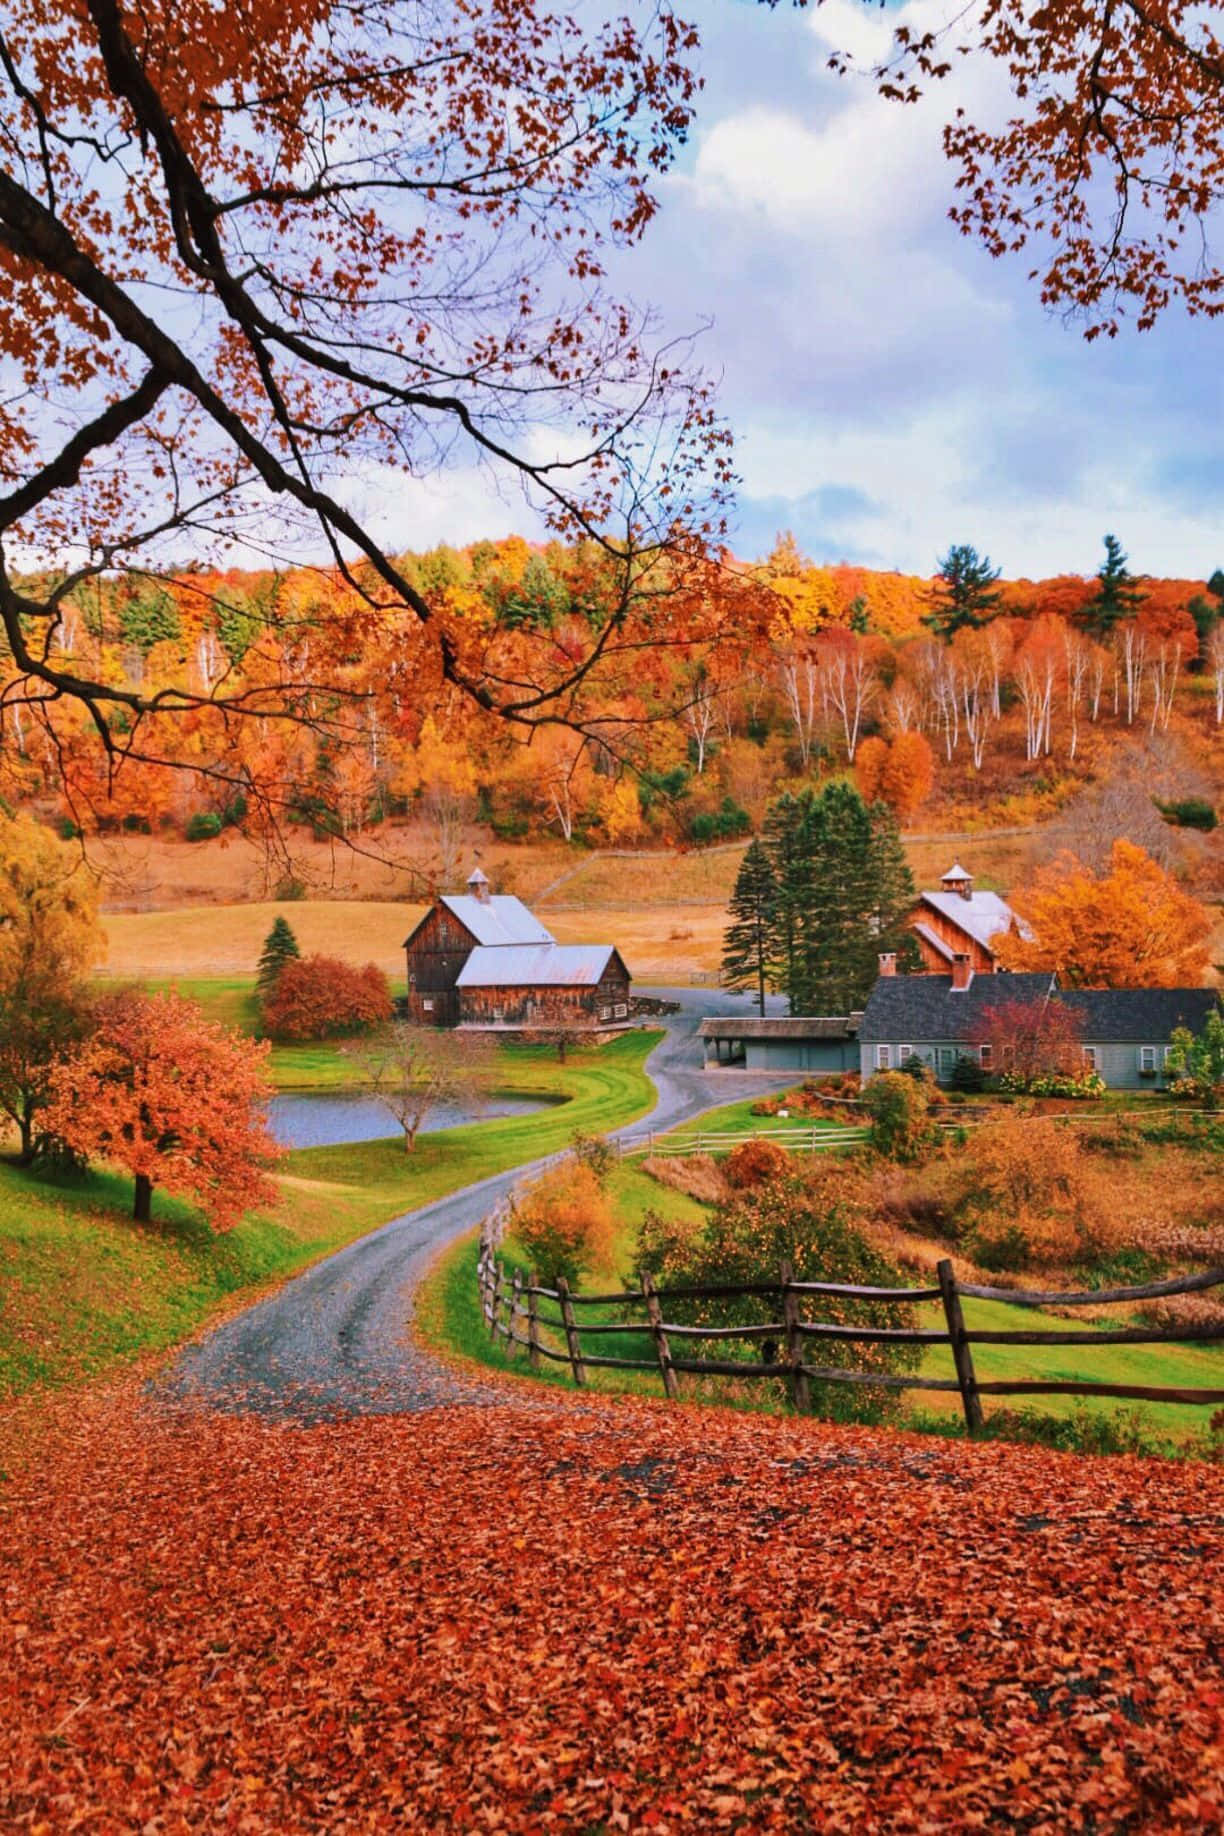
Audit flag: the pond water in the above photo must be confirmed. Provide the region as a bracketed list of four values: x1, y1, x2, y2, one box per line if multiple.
[267, 1089, 555, 1150]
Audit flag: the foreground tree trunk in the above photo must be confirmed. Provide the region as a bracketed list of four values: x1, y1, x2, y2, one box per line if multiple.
[133, 1173, 153, 1223]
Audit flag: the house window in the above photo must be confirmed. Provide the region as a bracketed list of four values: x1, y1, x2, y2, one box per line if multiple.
[875, 1044, 892, 1071]
[979, 1044, 993, 1069]
[614, 1003, 628, 1018]
[899, 1043, 913, 1063]
[1082, 1046, 1098, 1071]
[1138, 1045, 1157, 1073]
[422, 999, 433, 1013]
[936, 1046, 957, 1073]
[600, 1005, 612, 1020]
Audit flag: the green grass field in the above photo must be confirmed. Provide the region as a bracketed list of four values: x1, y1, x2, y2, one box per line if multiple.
[0, 1031, 661, 1401]
[422, 1149, 1224, 1447]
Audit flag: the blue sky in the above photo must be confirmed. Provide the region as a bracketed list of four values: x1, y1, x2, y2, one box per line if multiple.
[359, 0, 1224, 582]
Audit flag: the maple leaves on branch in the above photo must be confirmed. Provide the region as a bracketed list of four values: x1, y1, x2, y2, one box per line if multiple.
[819, 1, 1224, 337]
[0, 0, 734, 779]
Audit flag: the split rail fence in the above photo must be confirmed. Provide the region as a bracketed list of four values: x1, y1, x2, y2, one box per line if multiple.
[477, 1234, 1224, 1436]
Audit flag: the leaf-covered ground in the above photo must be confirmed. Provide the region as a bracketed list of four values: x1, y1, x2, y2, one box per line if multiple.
[3, 1386, 1222, 1833]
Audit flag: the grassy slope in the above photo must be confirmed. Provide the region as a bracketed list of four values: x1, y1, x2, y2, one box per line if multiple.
[0, 1031, 660, 1401]
[422, 1150, 1224, 1443]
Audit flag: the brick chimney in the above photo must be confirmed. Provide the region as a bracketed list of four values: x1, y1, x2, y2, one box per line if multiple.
[951, 952, 973, 992]
[877, 951, 896, 978]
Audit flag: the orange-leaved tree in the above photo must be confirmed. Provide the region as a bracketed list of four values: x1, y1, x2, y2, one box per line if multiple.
[261, 958, 393, 1042]
[44, 992, 281, 1229]
[995, 841, 1212, 988]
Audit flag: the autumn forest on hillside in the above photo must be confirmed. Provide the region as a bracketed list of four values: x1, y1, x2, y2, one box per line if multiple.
[12, 533, 1224, 907]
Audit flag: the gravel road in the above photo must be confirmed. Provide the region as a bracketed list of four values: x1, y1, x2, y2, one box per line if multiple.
[165, 990, 794, 1421]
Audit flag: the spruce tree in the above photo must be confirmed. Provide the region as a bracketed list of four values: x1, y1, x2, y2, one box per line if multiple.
[923, 544, 1002, 641]
[257, 915, 301, 996]
[762, 785, 917, 1014]
[721, 839, 777, 1015]
[1085, 533, 1145, 638]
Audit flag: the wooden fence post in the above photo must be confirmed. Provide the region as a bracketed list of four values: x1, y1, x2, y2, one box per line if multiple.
[527, 1273, 541, 1373]
[641, 1272, 679, 1400]
[937, 1258, 984, 1437]
[509, 1268, 523, 1352]
[781, 1259, 811, 1414]
[556, 1276, 586, 1387]
[488, 1259, 504, 1342]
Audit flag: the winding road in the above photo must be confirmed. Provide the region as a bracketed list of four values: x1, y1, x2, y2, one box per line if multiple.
[166, 989, 793, 1421]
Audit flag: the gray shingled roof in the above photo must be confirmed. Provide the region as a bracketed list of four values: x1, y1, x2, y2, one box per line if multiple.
[698, 1016, 861, 1041]
[456, 943, 623, 988]
[1061, 987, 1219, 1042]
[435, 894, 555, 948]
[859, 972, 1055, 1042]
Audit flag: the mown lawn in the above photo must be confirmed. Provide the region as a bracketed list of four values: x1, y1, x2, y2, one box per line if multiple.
[0, 1031, 661, 1400]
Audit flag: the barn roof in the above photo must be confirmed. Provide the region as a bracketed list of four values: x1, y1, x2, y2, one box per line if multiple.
[917, 888, 1029, 954]
[403, 894, 555, 951]
[456, 943, 623, 989]
[698, 1016, 861, 1041]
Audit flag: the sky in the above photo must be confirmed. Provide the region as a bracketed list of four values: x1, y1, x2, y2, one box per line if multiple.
[358, 0, 1224, 583]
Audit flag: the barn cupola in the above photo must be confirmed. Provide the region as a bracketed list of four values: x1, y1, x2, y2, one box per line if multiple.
[941, 863, 974, 903]
[467, 866, 491, 904]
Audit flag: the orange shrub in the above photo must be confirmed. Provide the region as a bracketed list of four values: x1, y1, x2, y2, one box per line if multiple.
[512, 1161, 615, 1287]
[725, 1138, 791, 1190]
[261, 955, 393, 1040]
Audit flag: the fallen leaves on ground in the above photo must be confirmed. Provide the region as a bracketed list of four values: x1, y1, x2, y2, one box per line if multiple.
[2, 1388, 1223, 1832]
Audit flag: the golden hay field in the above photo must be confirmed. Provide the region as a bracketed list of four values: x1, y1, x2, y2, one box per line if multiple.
[96, 823, 1223, 987]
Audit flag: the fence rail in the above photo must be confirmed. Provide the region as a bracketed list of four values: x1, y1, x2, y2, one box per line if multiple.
[476, 1230, 1224, 1436]
[616, 1105, 1221, 1163]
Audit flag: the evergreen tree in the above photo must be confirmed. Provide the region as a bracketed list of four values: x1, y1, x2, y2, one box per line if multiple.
[119, 585, 181, 655]
[762, 784, 916, 1014]
[1084, 533, 1145, 638]
[923, 544, 1002, 640]
[257, 915, 301, 996]
[721, 839, 777, 1016]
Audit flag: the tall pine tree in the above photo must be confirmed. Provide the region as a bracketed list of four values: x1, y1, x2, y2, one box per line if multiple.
[762, 785, 916, 1013]
[923, 543, 1002, 641]
[721, 839, 777, 1015]
[1085, 533, 1145, 638]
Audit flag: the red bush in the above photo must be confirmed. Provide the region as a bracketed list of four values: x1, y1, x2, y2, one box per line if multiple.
[261, 955, 393, 1040]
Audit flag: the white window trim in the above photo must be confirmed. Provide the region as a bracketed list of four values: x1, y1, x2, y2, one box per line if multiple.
[875, 1044, 892, 1071]
[1082, 1045, 1098, 1070]
[1138, 1045, 1157, 1072]
[979, 1044, 993, 1068]
[899, 1043, 912, 1062]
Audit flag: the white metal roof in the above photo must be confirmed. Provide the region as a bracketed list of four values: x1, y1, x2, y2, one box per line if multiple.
[919, 889, 1028, 953]
[456, 943, 620, 989]
[438, 894, 555, 948]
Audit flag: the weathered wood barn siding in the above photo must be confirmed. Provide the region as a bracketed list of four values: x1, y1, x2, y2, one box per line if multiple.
[459, 955, 631, 1029]
[403, 905, 476, 1026]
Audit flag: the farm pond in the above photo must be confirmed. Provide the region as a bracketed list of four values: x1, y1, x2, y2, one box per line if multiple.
[268, 1089, 559, 1150]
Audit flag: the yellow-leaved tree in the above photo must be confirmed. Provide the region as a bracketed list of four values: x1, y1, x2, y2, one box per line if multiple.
[995, 841, 1211, 988]
[0, 814, 104, 1159]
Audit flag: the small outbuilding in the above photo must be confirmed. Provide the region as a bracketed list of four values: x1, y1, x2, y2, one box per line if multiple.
[699, 1015, 861, 1072]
